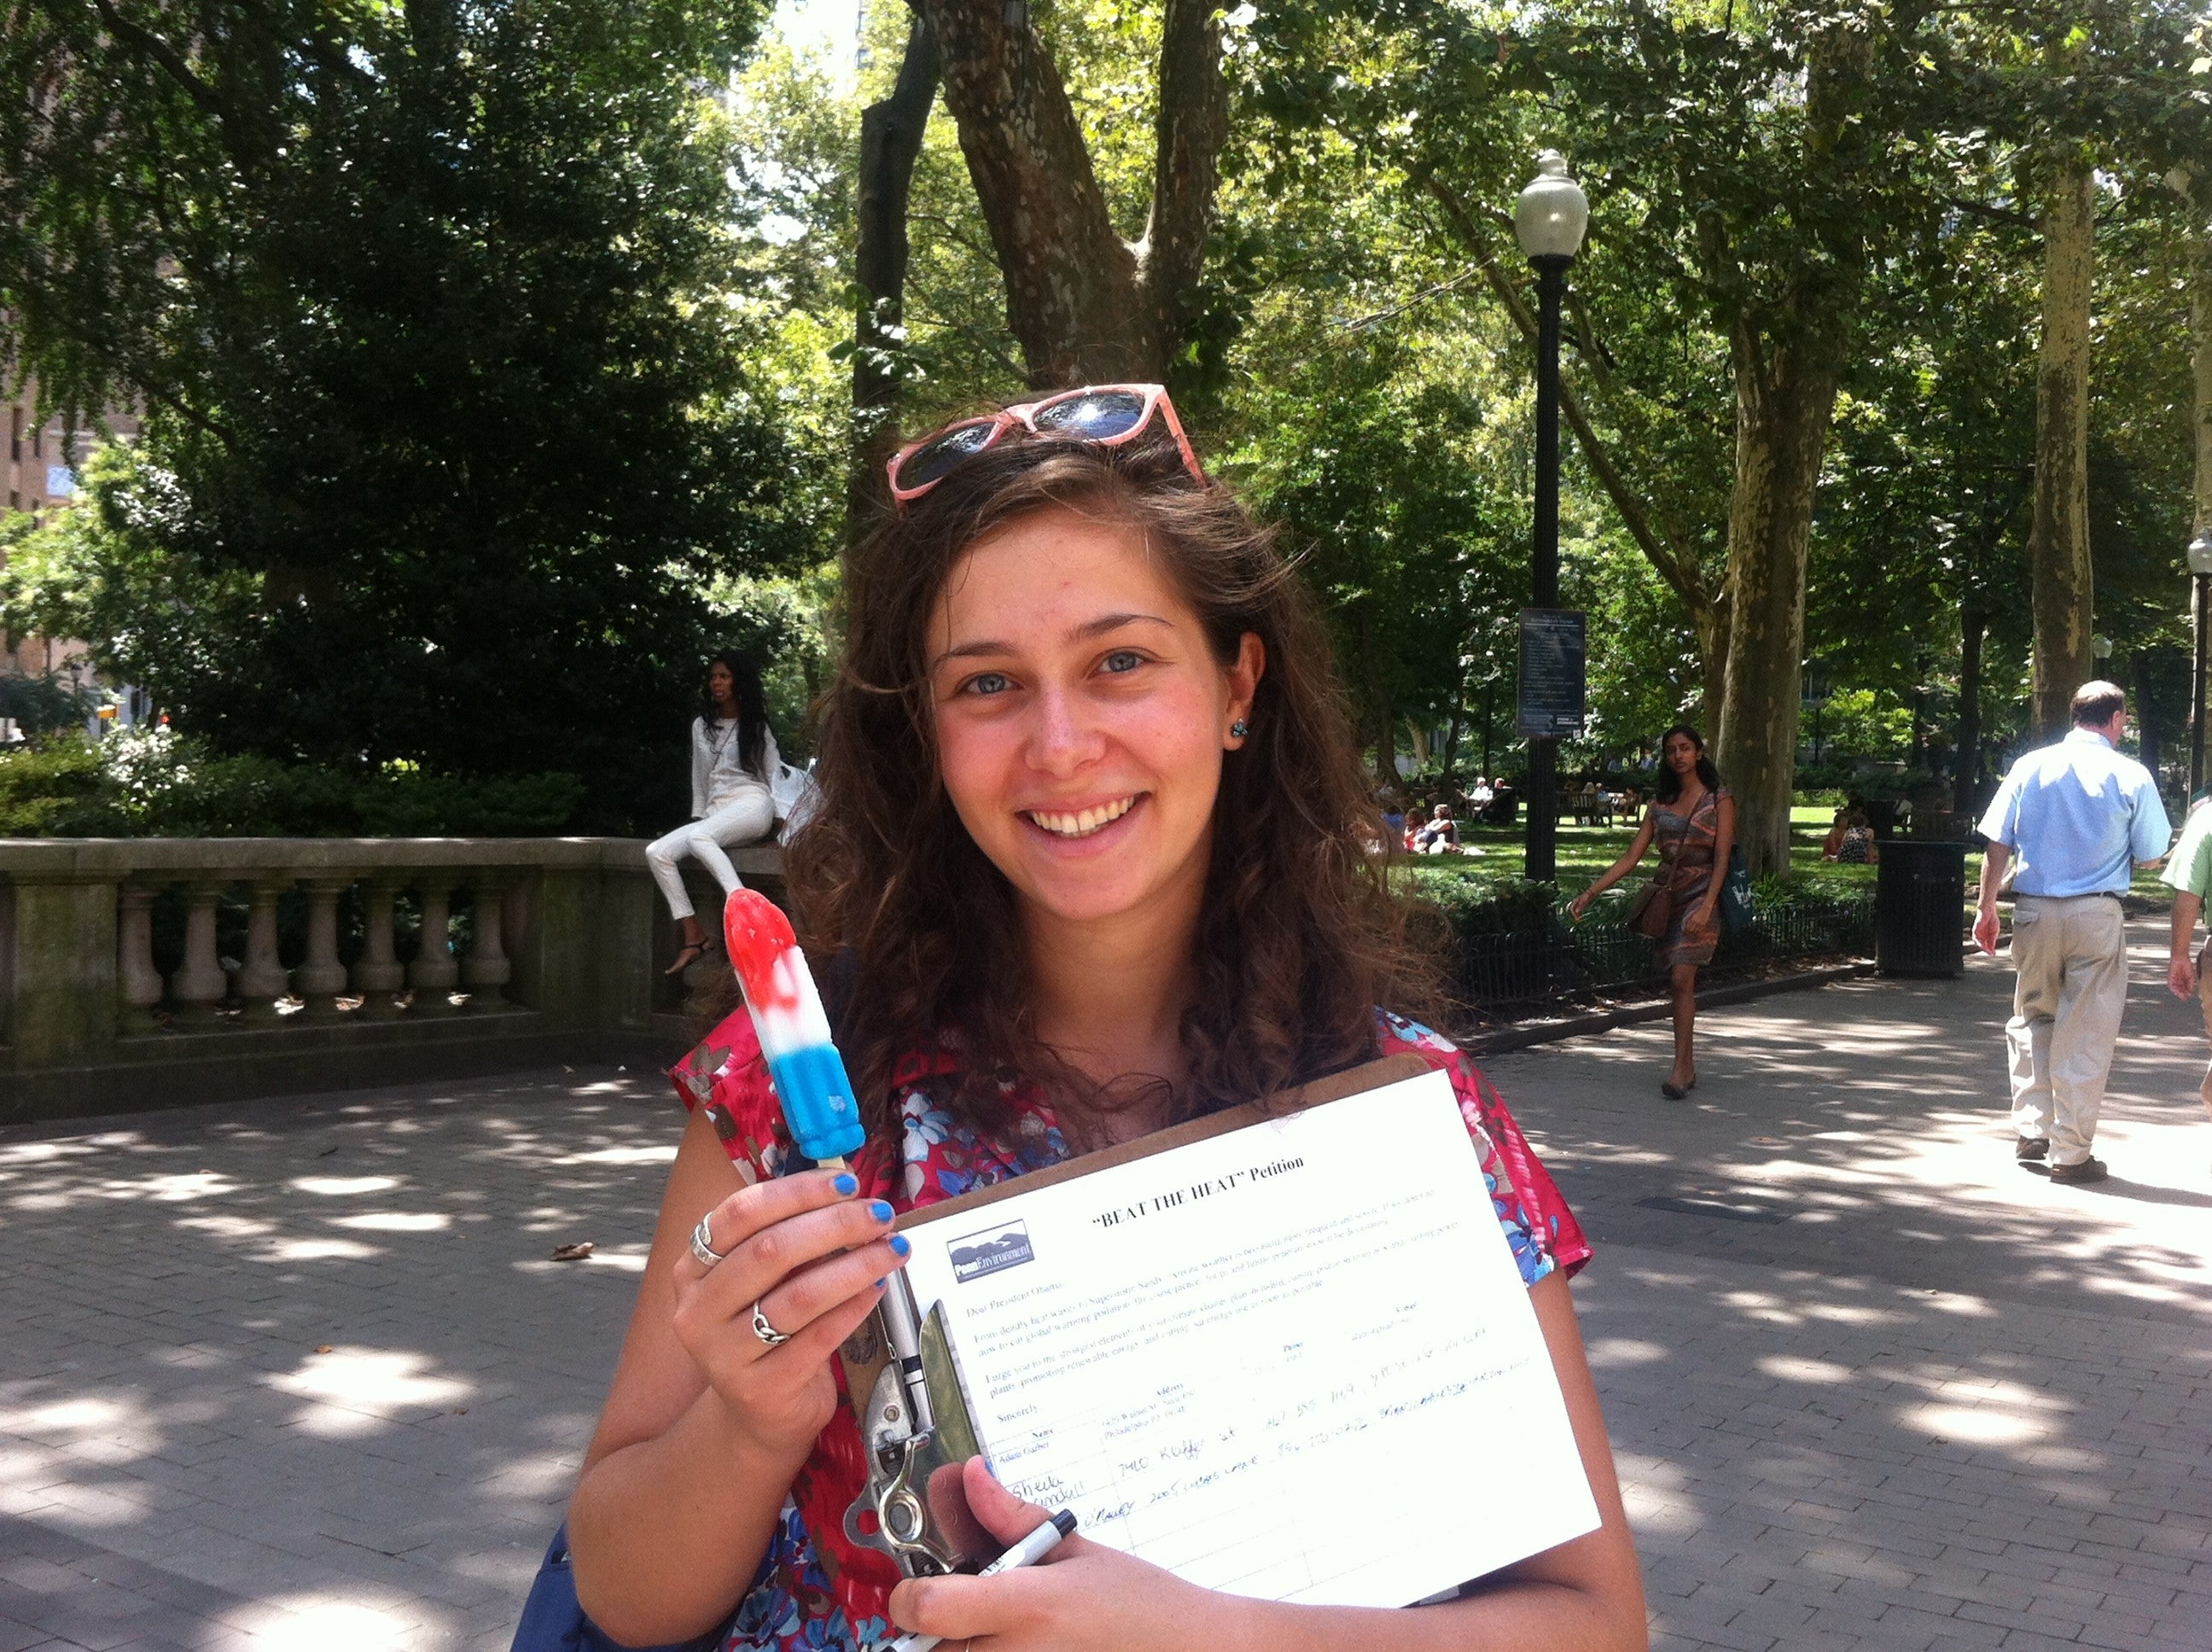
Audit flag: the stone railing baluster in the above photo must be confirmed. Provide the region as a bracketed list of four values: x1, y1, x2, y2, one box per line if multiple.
[409, 881, 460, 1012]
[459, 878, 511, 1009]
[352, 877, 406, 1017]
[294, 876, 352, 1015]
[172, 881, 230, 1020]
[115, 883, 166, 1029]
[235, 875, 294, 1021]
[2, 835, 738, 1120]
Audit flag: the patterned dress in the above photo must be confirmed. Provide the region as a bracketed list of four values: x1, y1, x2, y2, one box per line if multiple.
[667, 1009, 1592, 1652]
[1650, 787, 1731, 969]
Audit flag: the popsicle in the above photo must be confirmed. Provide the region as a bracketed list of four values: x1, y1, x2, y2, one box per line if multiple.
[721, 889, 865, 1169]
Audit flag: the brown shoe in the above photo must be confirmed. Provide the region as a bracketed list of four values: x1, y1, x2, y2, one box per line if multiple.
[2049, 1156, 2107, 1185]
[2015, 1137, 2049, 1162]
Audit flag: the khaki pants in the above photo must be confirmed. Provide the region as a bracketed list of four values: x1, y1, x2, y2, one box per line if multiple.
[2193, 945, 2212, 1120]
[2006, 893, 2129, 1167]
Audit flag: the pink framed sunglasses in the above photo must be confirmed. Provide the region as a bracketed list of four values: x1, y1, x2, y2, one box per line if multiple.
[885, 383, 1207, 508]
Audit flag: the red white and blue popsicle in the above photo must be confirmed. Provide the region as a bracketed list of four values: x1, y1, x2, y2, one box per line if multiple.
[722, 889, 866, 1169]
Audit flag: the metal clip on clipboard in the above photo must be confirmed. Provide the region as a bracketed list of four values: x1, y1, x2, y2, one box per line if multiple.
[841, 1277, 997, 1577]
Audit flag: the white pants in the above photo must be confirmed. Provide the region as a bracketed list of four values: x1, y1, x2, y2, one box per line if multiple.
[2005, 893, 2130, 1166]
[646, 793, 775, 922]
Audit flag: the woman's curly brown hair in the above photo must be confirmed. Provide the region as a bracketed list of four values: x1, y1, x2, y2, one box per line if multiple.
[783, 416, 1439, 1140]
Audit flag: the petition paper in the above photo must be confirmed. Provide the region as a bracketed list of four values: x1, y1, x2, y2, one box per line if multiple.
[899, 1067, 1601, 1608]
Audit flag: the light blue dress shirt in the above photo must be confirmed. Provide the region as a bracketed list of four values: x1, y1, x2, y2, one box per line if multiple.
[1976, 729, 2171, 897]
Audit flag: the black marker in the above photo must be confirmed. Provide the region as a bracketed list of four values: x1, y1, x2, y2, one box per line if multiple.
[886, 1509, 1078, 1652]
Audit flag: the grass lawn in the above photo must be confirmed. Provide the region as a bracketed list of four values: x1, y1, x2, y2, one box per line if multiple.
[1406, 805, 1877, 895]
[1403, 805, 2173, 903]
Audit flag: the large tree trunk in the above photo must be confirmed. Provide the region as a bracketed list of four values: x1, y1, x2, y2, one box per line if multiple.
[2028, 158, 2096, 738]
[1693, 606, 1729, 744]
[1955, 602, 1984, 816]
[846, 11, 941, 539]
[912, 0, 1225, 386]
[1708, 17, 1869, 876]
[1713, 330, 1842, 875]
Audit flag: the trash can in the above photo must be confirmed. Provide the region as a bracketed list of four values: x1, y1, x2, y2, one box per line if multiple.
[1875, 839, 1968, 976]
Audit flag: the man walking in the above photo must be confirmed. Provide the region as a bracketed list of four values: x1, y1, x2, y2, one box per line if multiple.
[2162, 796, 2212, 1139]
[1974, 682, 2170, 1184]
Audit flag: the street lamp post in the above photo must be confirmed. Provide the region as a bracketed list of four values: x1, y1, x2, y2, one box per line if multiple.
[1514, 150, 1588, 885]
[2190, 532, 2212, 794]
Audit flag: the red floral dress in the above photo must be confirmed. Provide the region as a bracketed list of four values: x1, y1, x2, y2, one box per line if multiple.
[667, 1009, 1591, 1652]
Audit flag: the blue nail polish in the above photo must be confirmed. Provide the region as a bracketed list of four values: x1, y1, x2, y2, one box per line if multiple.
[889, 1234, 911, 1259]
[871, 1200, 895, 1223]
[833, 1172, 859, 1196]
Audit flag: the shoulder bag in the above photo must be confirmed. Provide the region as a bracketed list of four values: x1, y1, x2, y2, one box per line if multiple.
[1718, 843, 1754, 934]
[1626, 878, 1673, 939]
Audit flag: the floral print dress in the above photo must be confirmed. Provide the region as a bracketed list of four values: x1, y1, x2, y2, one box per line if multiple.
[666, 1009, 1592, 1652]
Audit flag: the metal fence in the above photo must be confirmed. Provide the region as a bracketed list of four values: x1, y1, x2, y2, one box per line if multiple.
[1452, 888, 1877, 1014]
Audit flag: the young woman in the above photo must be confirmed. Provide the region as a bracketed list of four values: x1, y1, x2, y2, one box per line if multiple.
[648, 651, 783, 974]
[1827, 806, 1878, 865]
[1568, 725, 1736, 1098]
[568, 387, 1648, 1652]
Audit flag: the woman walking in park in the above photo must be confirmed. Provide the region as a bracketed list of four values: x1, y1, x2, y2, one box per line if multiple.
[565, 386, 1645, 1651]
[648, 650, 781, 975]
[1569, 724, 1735, 1098]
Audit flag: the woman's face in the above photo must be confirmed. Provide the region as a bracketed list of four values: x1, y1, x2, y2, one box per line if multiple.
[707, 662, 736, 709]
[1664, 734, 1701, 774]
[926, 507, 1262, 932]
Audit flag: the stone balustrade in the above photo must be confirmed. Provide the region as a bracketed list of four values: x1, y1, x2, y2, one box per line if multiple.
[0, 837, 782, 1124]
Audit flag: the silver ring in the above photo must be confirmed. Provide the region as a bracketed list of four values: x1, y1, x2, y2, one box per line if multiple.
[751, 1300, 791, 1348]
[690, 1215, 727, 1270]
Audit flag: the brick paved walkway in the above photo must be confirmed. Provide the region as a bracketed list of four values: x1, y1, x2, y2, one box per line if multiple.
[3, 926, 2207, 1650]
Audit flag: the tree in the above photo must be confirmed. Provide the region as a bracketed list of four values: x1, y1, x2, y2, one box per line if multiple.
[1269, 0, 1934, 870]
[847, 9, 944, 530]
[912, 0, 1228, 385]
[1, 0, 818, 824]
[2025, 154, 2098, 736]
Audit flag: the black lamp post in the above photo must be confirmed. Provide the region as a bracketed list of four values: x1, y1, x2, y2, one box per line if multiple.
[2191, 532, 2212, 795]
[1514, 150, 1589, 885]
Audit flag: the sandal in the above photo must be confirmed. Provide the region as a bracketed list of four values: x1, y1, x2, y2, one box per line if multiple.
[663, 942, 706, 977]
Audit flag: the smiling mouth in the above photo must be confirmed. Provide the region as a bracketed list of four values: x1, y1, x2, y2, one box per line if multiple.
[1025, 795, 1139, 838]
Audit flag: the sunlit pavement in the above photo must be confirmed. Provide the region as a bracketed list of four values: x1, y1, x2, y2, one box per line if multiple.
[1, 926, 2206, 1652]
[1490, 918, 2212, 1650]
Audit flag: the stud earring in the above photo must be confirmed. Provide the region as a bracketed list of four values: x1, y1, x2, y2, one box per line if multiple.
[1230, 719, 1249, 739]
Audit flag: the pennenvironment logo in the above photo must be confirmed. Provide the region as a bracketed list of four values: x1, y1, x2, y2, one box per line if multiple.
[947, 1219, 1033, 1283]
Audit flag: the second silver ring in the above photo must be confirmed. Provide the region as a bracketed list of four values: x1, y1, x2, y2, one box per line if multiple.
[751, 1300, 792, 1347]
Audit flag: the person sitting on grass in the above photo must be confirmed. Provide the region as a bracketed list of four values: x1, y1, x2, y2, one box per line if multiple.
[1413, 802, 1460, 853]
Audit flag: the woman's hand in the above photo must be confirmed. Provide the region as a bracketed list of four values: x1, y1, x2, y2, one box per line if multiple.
[1567, 890, 1592, 922]
[889, 1461, 1230, 1652]
[1685, 900, 1718, 938]
[670, 1168, 911, 1460]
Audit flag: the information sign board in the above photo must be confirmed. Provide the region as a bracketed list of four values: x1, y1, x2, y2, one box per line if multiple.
[1516, 608, 1586, 737]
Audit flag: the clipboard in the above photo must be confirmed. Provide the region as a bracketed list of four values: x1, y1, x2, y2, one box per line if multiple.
[835, 1052, 1602, 1607]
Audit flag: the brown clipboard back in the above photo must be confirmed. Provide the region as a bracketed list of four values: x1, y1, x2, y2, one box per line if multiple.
[837, 1052, 1433, 1419]
[897, 1050, 1431, 1231]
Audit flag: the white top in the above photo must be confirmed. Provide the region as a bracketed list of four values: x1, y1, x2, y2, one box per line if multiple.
[691, 717, 779, 817]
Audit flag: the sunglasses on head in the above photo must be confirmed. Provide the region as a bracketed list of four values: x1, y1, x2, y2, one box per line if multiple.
[885, 384, 1207, 509]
